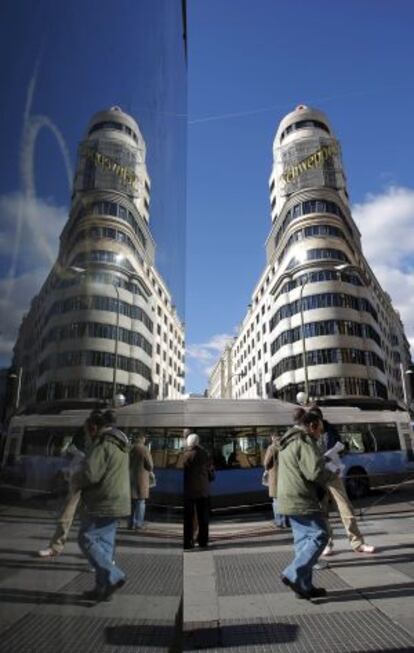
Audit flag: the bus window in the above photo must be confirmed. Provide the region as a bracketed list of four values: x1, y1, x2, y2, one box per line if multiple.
[20, 429, 52, 456]
[130, 429, 168, 468]
[210, 430, 231, 469]
[256, 426, 289, 466]
[166, 428, 185, 468]
[338, 424, 375, 453]
[370, 423, 401, 452]
[5, 437, 20, 465]
[48, 434, 75, 457]
[213, 428, 257, 468]
[256, 428, 272, 466]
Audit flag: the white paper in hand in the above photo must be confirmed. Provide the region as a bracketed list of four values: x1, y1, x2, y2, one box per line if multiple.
[324, 441, 345, 475]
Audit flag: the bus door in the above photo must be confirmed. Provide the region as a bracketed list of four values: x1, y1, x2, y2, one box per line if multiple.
[18, 428, 55, 492]
[3, 423, 24, 467]
[1, 423, 25, 487]
[369, 422, 408, 477]
[400, 422, 414, 463]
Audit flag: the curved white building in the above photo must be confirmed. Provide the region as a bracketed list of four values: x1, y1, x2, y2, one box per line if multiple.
[209, 105, 412, 407]
[13, 107, 185, 410]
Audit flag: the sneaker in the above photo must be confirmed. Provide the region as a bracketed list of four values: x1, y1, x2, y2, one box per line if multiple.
[322, 543, 334, 556]
[314, 560, 329, 570]
[38, 548, 60, 558]
[308, 586, 327, 598]
[354, 543, 376, 554]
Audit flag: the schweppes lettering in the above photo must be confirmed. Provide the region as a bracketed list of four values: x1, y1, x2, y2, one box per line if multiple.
[282, 143, 339, 185]
[84, 148, 139, 191]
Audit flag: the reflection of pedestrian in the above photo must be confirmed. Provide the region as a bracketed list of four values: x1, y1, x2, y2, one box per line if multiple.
[183, 433, 214, 550]
[38, 430, 88, 558]
[263, 432, 289, 529]
[309, 406, 375, 556]
[72, 410, 130, 602]
[278, 410, 336, 599]
[129, 434, 153, 530]
[38, 491, 81, 558]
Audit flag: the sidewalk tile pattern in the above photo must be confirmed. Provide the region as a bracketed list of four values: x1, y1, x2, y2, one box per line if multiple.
[185, 609, 414, 652]
[215, 552, 350, 595]
[62, 552, 182, 596]
[0, 613, 175, 653]
[391, 561, 414, 580]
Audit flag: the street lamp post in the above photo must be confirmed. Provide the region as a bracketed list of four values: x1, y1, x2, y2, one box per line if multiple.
[281, 270, 310, 404]
[298, 277, 310, 403]
[399, 363, 413, 411]
[66, 266, 87, 400]
[9, 367, 23, 414]
[112, 283, 121, 407]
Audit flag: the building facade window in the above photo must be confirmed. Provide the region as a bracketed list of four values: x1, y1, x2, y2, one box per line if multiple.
[270, 292, 378, 330]
[275, 269, 362, 300]
[276, 377, 388, 402]
[47, 294, 153, 332]
[271, 347, 385, 377]
[274, 198, 353, 247]
[280, 119, 330, 142]
[42, 321, 152, 355]
[286, 247, 350, 270]
[270, 319, 381, 354]
[39, 349, 152, 381]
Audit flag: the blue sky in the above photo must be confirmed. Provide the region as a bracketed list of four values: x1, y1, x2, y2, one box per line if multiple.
[185, 0, 414, 392]
[1, 1, 414, 396]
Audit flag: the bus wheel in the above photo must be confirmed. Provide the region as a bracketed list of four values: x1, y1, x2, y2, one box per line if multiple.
[345, 468, 369, 499]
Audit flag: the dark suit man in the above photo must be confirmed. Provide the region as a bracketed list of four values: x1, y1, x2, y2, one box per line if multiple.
[183, 432, 214, 549]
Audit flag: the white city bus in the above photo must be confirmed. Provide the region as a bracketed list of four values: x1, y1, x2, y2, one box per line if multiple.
[1, 399, 413, 507]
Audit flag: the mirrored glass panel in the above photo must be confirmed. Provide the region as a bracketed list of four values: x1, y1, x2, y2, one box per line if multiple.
[0, 1, 186, 650]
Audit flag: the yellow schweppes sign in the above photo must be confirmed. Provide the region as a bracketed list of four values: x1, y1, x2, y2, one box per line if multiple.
[281, 142, 339, 185]
[84, 148, 139, 191]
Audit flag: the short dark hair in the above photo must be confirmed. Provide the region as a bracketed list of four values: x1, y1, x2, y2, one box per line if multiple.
[293, 407, 306, 424]
[302, 411, 322, 428]
[309, 404, 323, 419]
[85, 410, 106, 431]
[102, 409, 117, 425]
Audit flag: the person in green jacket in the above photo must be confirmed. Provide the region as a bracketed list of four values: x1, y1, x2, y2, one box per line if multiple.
[72, 410, 131, 602]
[277, 410, 337, 600]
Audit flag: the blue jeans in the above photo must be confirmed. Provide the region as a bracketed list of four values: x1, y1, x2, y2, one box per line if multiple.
[78, 516, 125, 590]
[273, 499, 290, 528]
[282, 513, 328, 593]
[130, 499, 146, 528]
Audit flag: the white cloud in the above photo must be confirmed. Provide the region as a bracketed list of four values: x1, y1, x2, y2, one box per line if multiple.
[0, 192, 67, 363]
[352, 186, 414, 354]
[187, 333, 234, 378]
[0, 192, 67, 269]
[0, 269, 50, 361]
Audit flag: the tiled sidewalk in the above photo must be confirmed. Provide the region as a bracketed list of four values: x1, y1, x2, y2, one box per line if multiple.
[184, 512, 414, 652]
[0, 502, 182, 653]
[1, 500, 414, 652]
